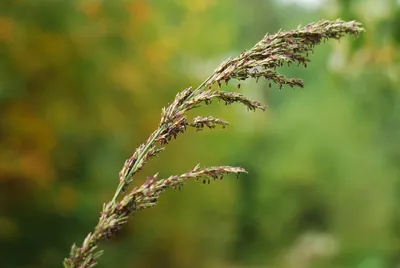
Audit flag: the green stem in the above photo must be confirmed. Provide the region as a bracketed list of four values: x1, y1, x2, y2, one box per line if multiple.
[111, 127, 165, 204]
[110, 77, 212, 204]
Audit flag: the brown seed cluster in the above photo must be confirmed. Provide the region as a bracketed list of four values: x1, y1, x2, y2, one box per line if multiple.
[64, 19, 364, 268]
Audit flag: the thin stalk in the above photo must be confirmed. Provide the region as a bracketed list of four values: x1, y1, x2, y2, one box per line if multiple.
[111, 77, 214, 204]
[111, 126, 165, 204]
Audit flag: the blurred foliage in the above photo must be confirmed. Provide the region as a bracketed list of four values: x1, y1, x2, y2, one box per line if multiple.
[1, 0, 400, 267]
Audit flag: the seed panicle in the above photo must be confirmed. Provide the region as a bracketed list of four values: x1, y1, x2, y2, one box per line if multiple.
[64, 19, 364, 268]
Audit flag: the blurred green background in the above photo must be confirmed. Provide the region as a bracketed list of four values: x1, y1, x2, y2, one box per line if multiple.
[1, 0, 400, 267]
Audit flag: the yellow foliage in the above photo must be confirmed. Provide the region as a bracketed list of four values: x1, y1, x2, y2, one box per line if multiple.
[79, 0, 103, 19]
[0, 16, 14, 43]
[0, 103, 55, 186]
[145, 41, 173, 64]
[55, 186, 77, 214]
[127, 0, 151, 22]
[180, 0, 216, 13]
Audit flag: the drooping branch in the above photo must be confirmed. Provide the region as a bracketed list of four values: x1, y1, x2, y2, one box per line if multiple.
[64, 165, 246, 268]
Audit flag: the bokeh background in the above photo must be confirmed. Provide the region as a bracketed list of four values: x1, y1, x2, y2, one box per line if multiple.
[1, 0, 400, 267]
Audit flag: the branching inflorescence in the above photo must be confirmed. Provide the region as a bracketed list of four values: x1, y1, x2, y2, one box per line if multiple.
[64, 19, 364, 268]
